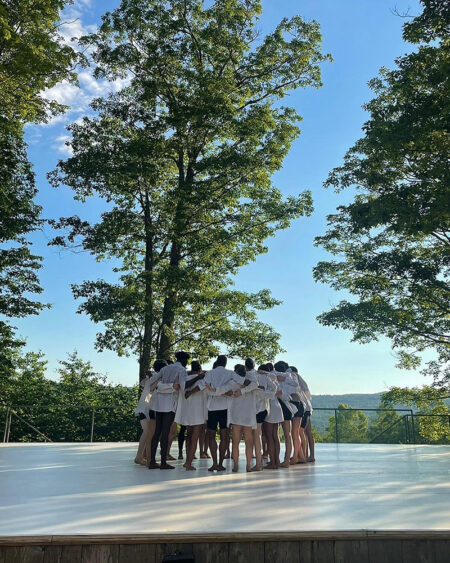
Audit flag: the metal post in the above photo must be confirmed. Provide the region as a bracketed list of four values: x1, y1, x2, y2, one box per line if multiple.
[6, 411, 12, 443]
[404, 416, 409, 444]
[410, 410, 416, 445]
[334, 409, 339, 443]
[90, 407, 95, 443]
[3, 408, 10, 443]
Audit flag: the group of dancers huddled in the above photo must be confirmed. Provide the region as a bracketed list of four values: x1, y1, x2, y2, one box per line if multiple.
[134, 351, 315, 473]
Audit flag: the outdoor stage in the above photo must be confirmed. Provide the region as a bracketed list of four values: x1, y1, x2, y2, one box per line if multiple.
[0, 443, 449, 561]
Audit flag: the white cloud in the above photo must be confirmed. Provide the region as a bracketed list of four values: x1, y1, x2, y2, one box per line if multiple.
[53, 134, 73, 156]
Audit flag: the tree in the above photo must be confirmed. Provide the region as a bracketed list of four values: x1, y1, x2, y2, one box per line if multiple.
[368, 410, 404, 444]
[323, 403, 369, 443]
[51, 0, 330, 379]
[313, 0, 449, 386]
[0, 0, 79, 375]
[381, 386, 450, 444]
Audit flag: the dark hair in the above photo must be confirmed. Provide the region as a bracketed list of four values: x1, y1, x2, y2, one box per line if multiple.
[212, 360, 218, 369]
[216, 354, 227, 367]
[266, 362, 274, 371]
[289, 366, 298, 373]
[258, 364, 267, 371]
[167, 359, 174, 365]
[274, 360, 288, 373]
[175, 350, 191, 362]
[234, 364, 246, 378]
[191, 360, 202, 373]
[245, 358, 255, 371]
[153, 359, 167, 372]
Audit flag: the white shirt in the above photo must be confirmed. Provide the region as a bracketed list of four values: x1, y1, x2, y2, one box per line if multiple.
[255, 371, 276, 415]
[175, 374, 207, 426]
[151, 362, 187, 413]
[228, 370, 258, 428]
[204, 366, 235, 411]
[264, 372, 284, 423]
[136, 371, 165, 416]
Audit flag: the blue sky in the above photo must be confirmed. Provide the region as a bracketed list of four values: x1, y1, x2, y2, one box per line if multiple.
[18, 0, 430, 394]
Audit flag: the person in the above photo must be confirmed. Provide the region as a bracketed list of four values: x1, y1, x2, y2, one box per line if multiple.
[291, 366, 315, 462]
[286, 366, 307, 464]
[260, 364, 284, 469]
[229, 363, 258, 472]
[251, 359, 275, 471]
[134, 359, 167, 465]
[175, 360, 207, 470]
[148, 351, 190, 469]
[273, 360, 298, 468]
[204, 354, 235, 472]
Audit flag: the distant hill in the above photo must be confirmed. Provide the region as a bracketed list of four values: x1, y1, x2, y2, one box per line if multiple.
[311, 393, 383, 434]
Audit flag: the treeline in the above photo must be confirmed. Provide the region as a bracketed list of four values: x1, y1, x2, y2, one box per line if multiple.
[3, 350, 448, 445]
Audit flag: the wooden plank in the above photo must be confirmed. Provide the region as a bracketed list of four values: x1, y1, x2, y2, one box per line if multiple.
[312, 540, 334, 563]
[154, 543, 194, 562]
[118, 544, 155, 563]
[402, 539, 434, 563]
[265, 541, 299, 563]
[368, 540, 402, 563]
[298, 541, 313, 563]
[81, 545, 119, 563]
[193, 543, 228, 563]
[4, 547, 44, 563]
[1, 531, 450, 546]
[334, 540, 368, 563]
[229, 542, 262, 563]
[434, 540, 450, 563]
[44, 545, 82, 563]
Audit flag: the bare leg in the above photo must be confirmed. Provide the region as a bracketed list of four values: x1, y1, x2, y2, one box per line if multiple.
[166, 421, 177, 460]
[243, 427, 254, 471]
[207, 428, 219, 471]
[301, 426, 308, 459]
[290, 417, 301, 464]
[298, 426, 307, 463]
[263, 422, 277, 469]
[218, 428, 229, 470]
[135, 418, 150, 464]
[185, 425, 201, 470]
[143, 418, 156, 461]
[178, 425, 186, 459]
[200, 424, 210, 458]
[251, 423, 263, 470]
[232, 425, 242, 472]
[273, 423, 280, 467]
[280, 420, 292, 467]
[262, 432, 268, 458]
[305, 418, 315, 461]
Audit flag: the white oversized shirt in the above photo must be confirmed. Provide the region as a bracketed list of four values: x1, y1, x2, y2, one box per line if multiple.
[228, 370, 259, 428]
[175, 374, 207, 426]
[151, 361, 187, 413]
[255, 371, 276, 415]
[203, 366, 235, 411]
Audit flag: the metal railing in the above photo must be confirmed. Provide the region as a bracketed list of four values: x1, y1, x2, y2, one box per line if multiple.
[1, 405, 449, 445]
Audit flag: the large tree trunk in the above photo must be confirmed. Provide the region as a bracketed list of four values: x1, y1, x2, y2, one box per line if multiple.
[157, 151, 194, 360]
[139, 192, 154, 381]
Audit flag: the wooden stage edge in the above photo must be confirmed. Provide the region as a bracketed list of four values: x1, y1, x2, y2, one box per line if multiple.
[1, 530, 449, 546]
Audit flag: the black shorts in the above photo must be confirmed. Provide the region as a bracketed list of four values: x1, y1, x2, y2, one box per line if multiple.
[301, 411, 311, 429]
[207, 409, 228, 431]
[256, 409, 268, 424]
[292, 401, 304, 419]
[138, 410, 156, 421]
[278, 398, 293, 421]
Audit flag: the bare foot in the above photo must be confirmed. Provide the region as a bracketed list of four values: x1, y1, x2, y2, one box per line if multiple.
[178, 454, 183, 460]
[250, 466, 263, 472]
[308, 457, 315, 463]
[279, 461, 290, 468]
[217, 465, 226, 471]
[148, 462, 160, 469]
[193, 455, 197, 459]
[185, 465, 196, 471]
[232, 465, 239, 473]
[166, 454, 176, 461]
[224, 453, 230, 459]
[134, 457, 144, 465]
[208, 465, 219, 472]
[200, 453, 210, 459]
[160, 463, 175, 470]
[264, 463, 277, 470]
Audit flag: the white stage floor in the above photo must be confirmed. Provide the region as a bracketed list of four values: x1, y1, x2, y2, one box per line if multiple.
[0, 443, 449, 535]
